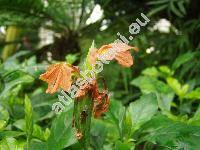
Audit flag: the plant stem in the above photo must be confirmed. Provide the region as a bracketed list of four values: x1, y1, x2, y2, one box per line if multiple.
[27, 137, 31, 150]
[2, 26, 21, 61]
[73, 93, 93, 149]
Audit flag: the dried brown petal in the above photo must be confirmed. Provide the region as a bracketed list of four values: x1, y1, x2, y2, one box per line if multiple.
[93, 94, 110, 118]
[96, 43, 138, 67]
[89, 48, 98, 65]
[39, 63, 75, 94]
[115, 51, 133, 67]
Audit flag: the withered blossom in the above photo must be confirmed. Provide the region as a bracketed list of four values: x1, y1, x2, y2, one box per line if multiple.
[39, 42, 138, 143]
[89, 42, 138, 67]
[40, 43, 138, 118]
[39, 63, 76, 94]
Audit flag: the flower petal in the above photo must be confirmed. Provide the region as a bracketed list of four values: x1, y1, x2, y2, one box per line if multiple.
[97, 45, 112, 54]
[110, 42, 138, 52]
[39, 64, 60, 83]
[88, 48, 98, 65]
[60, 65, 73, 91]
[115, 51, 133, 67]
[40, 63, 74, 94]
[46, 69, 62, 94]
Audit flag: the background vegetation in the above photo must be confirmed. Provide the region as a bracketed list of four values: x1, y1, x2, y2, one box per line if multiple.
[0, 0, 199, 149]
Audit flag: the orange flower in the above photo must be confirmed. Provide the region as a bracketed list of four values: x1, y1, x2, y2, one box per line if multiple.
[96, 42, 138, 67]
[39, 63, 77, 94]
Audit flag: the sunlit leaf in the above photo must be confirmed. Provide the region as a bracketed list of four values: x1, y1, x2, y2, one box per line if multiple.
[184, 87, 200, 100]
[131, 76, 174, 111]
[142, 67, 160, 77]
[167, 77, 189, 98]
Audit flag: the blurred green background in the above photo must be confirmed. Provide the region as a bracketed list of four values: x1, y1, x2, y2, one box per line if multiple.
[0, 0, 200, 149]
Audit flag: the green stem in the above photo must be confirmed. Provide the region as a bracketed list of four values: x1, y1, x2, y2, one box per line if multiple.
[2, 26, 21, 61]
[27, 137, 31, 150]
[73, 93, 93, 150]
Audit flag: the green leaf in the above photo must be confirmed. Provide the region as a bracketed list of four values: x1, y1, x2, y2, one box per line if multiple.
[0, 105, 9, 131]
[13, 119, 46, 140]
[115, 140, 132, 150]
[25, 95, 33, 137]
[170, 1, 184, 17]
[147, 0, 170, 5]
[0, 71, 34, 99]
[24, 95, 33, 149]
[177, 1, 186, 15]
[147, 4, 168, 17]
[131, 76, 174, 111]
[138, 114, 200, 150]
[167, 77, 189, 98]
[142, 67, 160, 77]
[131, 76, 172, 94]
[0, 131, 25, 139]
[84, 41, 96, 70]
[158, 65, 174, 77]
[46, 104, 77, 150]
[44, 128, 50, 141]
[65, 53, 79, 64]
[0, 137, 24, 150]
[128, 93, 158, 130]
[166, 77, 180, 94]
[91, 119, 119, 149]
[188, 105, 200, 125]
[172, 52, 195, 70]
[106, 99, 126, 140]
[184, 87, 200, 100]
[30, 141, 47, 150]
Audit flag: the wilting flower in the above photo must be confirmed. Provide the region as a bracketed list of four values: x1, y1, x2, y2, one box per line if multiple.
[91, 81, 110, 118]
[39, 42, 138, 143]
[76, 79, 110, 118]
[39, 63, 78, 94]
[40, 42, 137, 117]
[89, 42, 138, 67]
